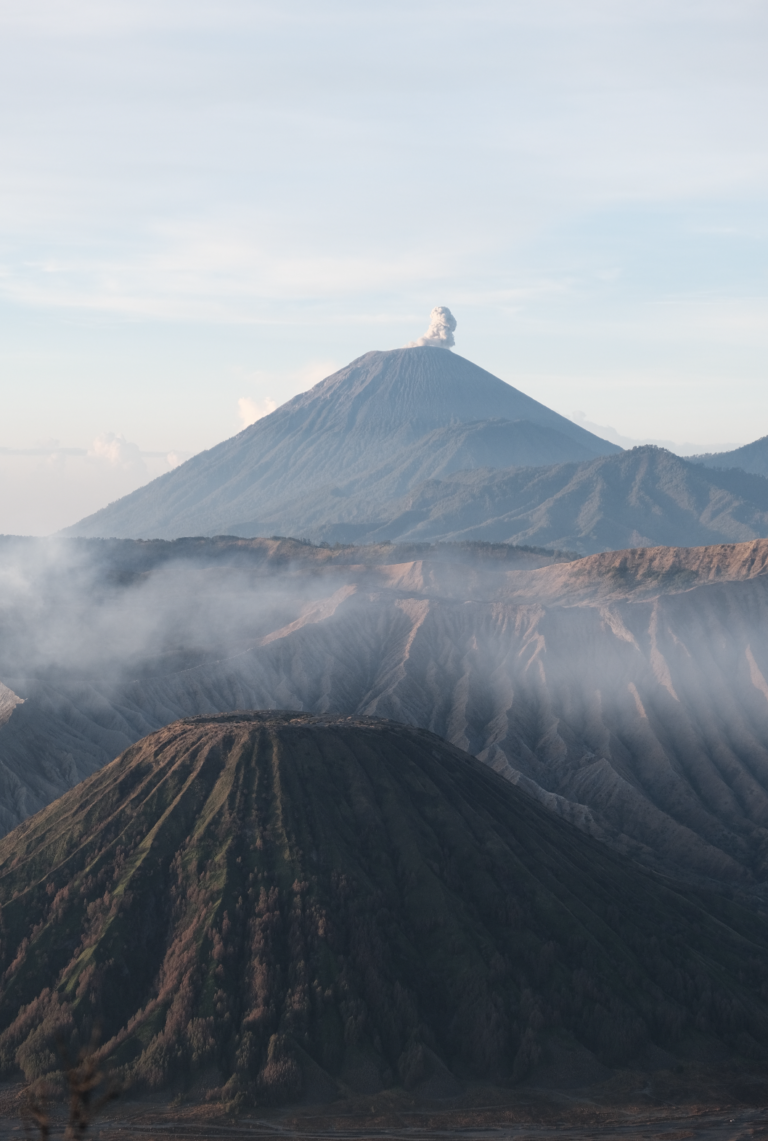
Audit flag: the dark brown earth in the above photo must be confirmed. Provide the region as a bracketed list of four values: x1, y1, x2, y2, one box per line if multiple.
[4, 714, 768, 1107]
[4, 1072, 768, 1140]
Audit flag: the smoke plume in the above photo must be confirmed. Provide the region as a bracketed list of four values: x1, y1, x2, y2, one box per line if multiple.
[409, 306, 456, 349]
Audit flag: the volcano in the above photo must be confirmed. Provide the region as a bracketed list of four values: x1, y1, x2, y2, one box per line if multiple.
[2, 712, 768, 1103]
[63, 347, 619, 540]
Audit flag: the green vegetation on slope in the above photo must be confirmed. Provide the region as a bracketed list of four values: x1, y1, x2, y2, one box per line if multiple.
[2, 713, 768, 1103]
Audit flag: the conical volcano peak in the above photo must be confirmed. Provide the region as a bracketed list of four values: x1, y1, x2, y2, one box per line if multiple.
[4, 711, 768, 1101]
[63, 337, 620, 540]
[278, 345, 607, 441]
[407, 304, 457, 349]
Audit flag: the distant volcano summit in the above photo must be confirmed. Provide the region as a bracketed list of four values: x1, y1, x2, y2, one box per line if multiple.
[64, 345, 620, 541]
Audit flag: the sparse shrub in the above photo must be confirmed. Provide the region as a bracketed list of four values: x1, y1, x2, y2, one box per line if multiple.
[256, 1034, 302, 1104]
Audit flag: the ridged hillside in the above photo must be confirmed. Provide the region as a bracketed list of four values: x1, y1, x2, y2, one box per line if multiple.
[62, 348, 619, 540]
[3, 714, 768, 1103]
[339, 446, 768, 551]
[9, 537, 768, 899]
[694, 435, 768, 478]
[9, 536, 768, 896]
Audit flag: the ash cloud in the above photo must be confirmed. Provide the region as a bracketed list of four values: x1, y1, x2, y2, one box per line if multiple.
[408, 306, 456, 349]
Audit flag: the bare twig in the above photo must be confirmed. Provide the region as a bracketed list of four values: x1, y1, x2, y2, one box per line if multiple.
[22, 1081, 51, 1140]
[59, 1027, 120, 1139]
[21, 1026, 120, 1139]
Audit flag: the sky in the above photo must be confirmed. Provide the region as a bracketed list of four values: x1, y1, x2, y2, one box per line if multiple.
[1, 0, 767, 534]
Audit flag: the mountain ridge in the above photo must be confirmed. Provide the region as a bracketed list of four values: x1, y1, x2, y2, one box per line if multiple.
[693, 435, 768, 478]
[6, 536, 768, 900]
[325, 445, 768, 552]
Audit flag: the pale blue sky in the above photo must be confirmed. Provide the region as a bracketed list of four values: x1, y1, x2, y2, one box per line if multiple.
[1, 0, 767, 532]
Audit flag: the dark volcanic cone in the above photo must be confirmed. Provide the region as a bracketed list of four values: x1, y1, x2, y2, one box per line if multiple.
[2, 713, 768, 1103]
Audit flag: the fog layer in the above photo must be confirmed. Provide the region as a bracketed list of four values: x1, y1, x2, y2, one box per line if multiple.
[3, 536, 768, 898]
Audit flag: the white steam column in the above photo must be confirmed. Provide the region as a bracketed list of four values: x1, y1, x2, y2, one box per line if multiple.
[408, 306, 457, 349]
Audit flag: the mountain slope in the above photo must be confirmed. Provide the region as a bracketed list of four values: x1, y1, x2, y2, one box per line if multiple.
[338, 446, 768, 552]
[693, 435, 768, 478]
[8, 537, 768, 900]
[62, 348, 619, 540]
[0, 536, 574, 836]
[3, 712, 768, 1100]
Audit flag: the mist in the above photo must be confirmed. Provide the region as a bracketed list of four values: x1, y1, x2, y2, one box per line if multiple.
[0, 440, 182, 536]
[3, 534, 768, 899]
[0, 537, 338, 682]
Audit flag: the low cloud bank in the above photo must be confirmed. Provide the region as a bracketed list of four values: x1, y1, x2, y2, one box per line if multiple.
[0, 437, 183, 536]
[88, 432, 145, 471]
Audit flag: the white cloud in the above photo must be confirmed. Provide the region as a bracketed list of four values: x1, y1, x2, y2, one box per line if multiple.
[87, 432, 145, 471]
[235, 359, 337, 429]
[0, 229, 452, 323]
[0, 0, 767, 472]
[0, 434, 189, 534]
[237, 396, 277, 428]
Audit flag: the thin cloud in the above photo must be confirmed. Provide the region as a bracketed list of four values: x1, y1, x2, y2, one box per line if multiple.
[235, 359, 338, 429]
[237, 396, 277, 428]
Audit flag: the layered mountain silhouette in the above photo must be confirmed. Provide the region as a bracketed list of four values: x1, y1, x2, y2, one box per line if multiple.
[4, 712, 768, 1101]
[339, 445, 768, 552]
[63, 348, 620, 541]
[61, 345, 768, 553]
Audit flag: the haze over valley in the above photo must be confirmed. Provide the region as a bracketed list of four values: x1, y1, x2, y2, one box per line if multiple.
[2, 1, 768, 1126]
[7, 527, 768, 1116]
[6, 323, 768, 1119]
[6, 532, 768, 897]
